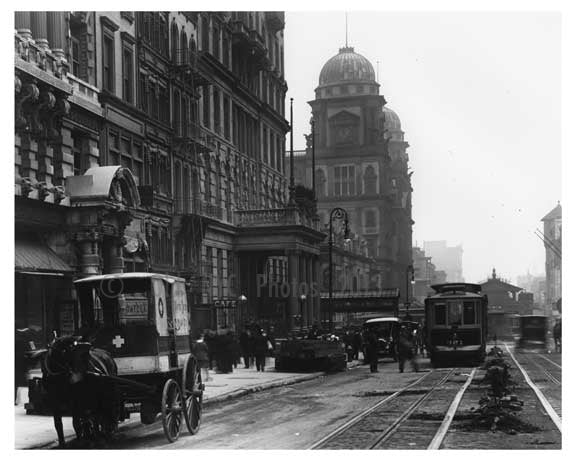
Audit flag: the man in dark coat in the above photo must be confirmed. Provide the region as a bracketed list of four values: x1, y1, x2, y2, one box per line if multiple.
[239, 327, 253, 368]
[398, 326, 419, 373]
[364, 328, 379, 373]
[253, 330, 269, 372]
[553, 319, 561, 353]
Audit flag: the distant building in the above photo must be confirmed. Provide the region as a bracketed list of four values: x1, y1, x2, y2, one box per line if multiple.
[292, 44, 414, 302]
[540, 203, 562, 314]
[423, 241, 464, 282]
[480, 268, 531, 315]
[412, 245, 447, 305]
[516, 272, 546, 309]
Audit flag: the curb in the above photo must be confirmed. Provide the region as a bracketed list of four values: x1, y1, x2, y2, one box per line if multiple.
[203, 371, 326, 406]
[24, 370, 332, 450]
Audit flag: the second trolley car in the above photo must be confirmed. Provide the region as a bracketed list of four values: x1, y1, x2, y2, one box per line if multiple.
[424, 283, 488, 367]
[517, 315, 549, 351]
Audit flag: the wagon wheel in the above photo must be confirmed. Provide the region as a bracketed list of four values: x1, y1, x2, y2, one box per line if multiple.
[182, 355, 203, 435]
[161, 378, 184, 443]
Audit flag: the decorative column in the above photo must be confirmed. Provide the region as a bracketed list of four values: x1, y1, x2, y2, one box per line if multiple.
[15, 12, 32, 40]
[108, 236, 125, 274]
[30, 12, 48, 50]
[47, 12, 67, 59]
[286, 250, 300, 332]
[76, 230, 103, 278]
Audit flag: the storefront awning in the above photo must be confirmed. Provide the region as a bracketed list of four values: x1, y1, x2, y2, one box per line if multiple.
[15, 239, 74, 274]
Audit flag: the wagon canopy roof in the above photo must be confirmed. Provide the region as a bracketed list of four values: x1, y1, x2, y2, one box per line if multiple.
[74, 272, 185, 284]
[364, 317, 400, 323]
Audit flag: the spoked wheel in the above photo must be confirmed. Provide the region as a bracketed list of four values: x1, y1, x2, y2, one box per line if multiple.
[161, 378, 184, 443]
[182, 355, 203, 435]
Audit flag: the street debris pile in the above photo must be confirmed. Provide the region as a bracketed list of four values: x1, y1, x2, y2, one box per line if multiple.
[463, 346, 539, 434]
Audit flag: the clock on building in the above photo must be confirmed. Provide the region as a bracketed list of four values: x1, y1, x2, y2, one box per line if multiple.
[336, 125, 354, 143]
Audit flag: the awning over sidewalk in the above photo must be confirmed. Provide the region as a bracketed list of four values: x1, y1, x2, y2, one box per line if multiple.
[15, 239, 73, 274]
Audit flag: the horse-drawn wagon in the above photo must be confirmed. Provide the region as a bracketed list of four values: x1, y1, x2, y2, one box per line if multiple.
[29, 272, 204, 446]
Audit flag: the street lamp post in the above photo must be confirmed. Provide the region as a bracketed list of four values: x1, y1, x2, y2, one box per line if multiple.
[238, 294, 247, 328]
[328, 207, 350, 332]
[299, 294, 306, 332]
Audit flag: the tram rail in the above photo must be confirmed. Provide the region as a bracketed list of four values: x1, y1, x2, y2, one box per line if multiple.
[309, 368, 476, 450]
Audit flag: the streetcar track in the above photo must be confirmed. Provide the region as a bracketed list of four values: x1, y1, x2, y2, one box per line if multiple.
[535, 353, 562, 370]
[307, 369, 436, 449]
[369, 371, 454, 449]
[504, 344, 561, 432]
[310, 369, 461, 449]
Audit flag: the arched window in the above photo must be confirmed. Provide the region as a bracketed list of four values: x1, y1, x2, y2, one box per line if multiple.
[173, 89, 181, 135]
[201, 16, 209, 51]
[171, 21, 178, 63]
[174, 160, 182, 213]
[364, 165, 377, 195]
[189, 35, 197, 66]
[315, 168, 326, 198]
[180, 29, 188, 64]
[183, 164, 190, 213]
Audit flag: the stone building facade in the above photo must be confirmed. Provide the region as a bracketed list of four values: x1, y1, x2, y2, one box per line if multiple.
[292, 45, 414, 302]
[540, 202, 562, 314]
[15, 11, 323, 344]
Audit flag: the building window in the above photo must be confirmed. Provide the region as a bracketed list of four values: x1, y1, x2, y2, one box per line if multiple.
[71, 36, 81, 76]
[212, 24, 220, 60]
[201, 15, 210, 51]
[334, 165, 355, 196]
[102, 33, 115, 92]
[223, 95, 230, 140]
[213, 89, 221, 135]
[138, 72, 148, 112]
[315, 168, 326, 198]
[159, 84, 169, 124]
[222, 31, 229, 67]
[72, 134, 85, 176]
[122, 46, 134, 104]
[108, 130, 120, 165]
[173, 89, 181, 135]
[202, 87, 210, 128]
[364, 209, 377, 232]
[364, 165, 377, 195]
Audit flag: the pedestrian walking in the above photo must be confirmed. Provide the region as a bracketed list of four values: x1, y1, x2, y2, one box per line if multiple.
[253, 330, 269, 371]
[553, 319, 561, 353]
[239, 326, 253, 368]
[364, 328, 379, 373]
[191, 334, 211, 382]
[398, 326, 419, 373]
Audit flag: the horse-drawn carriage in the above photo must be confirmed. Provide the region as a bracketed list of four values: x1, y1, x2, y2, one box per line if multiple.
[29, 273, 204, 446]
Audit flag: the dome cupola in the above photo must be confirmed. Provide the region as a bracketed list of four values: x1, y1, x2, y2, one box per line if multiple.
[318, 46, 376, 87]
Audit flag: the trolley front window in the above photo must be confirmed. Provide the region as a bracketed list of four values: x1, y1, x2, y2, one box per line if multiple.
[463, 301, 477, 324]
[434, 303, 447, 325]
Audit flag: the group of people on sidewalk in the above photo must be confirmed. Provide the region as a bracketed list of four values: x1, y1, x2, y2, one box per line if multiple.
[190, 324, 276, 382]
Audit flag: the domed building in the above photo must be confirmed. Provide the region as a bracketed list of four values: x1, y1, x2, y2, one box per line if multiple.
[293, 45, 414, 313]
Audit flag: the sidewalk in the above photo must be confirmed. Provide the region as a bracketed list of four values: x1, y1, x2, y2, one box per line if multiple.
[15, 358, 362, 449]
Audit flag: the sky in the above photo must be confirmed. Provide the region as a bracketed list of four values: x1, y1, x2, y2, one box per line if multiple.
[283, 10, 561, 284]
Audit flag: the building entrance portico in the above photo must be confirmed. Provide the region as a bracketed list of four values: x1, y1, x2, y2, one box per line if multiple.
[234, 207, 325, 335]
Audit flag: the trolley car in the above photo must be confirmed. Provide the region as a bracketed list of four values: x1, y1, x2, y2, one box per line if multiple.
[517, 315, 548, 351]
[42, 273, 204, 443]
[424, 283, 488, 367]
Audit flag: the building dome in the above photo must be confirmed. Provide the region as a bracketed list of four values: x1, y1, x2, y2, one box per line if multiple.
[382, 106, 401, 131]
[318, 46, 376, 87]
